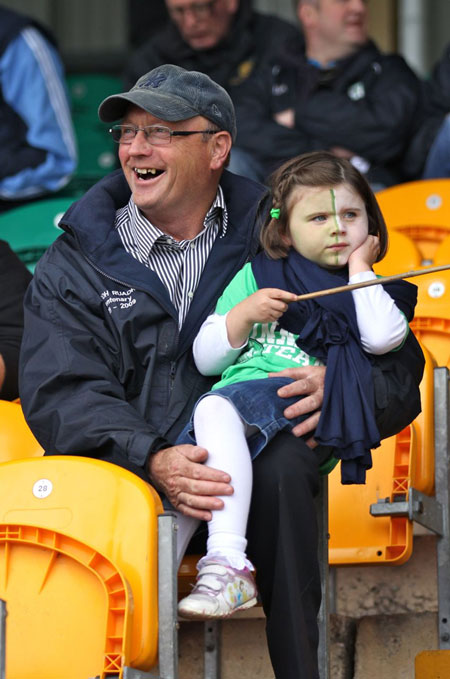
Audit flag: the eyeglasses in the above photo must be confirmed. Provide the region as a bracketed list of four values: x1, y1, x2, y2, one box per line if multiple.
[168, 0, 218, 21]
[109, 124, 219, 146]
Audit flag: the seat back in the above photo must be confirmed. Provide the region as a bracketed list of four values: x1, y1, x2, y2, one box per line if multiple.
[328, 424, 416, 565]
[328, 340, 435, 565]
[0, 400, 44, 461]
[376, 179, 450, 263]
[410, 268, 450, 367]
[0, 197, 74, 272]
[0, 456, 163, 678]
[373, 230, 422, 277]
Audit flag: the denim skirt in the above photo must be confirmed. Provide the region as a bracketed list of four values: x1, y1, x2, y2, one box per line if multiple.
[176, 376, 311, 461]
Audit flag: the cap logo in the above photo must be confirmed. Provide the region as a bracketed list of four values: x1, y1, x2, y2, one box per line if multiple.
[139, 73, 167, 89]
[211, 103, 222, 119]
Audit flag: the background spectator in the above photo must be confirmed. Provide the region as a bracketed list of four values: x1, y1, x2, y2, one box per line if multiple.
[123, 0, 298, 100]
[420, 43, 450, 179]
[231, 0, 429, 188]
[0, 240, 32, 400]
[0, 5, 77, 212]
[127, 0, 169, 49]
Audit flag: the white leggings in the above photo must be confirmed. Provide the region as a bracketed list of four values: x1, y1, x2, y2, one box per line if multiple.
[175, 394, 254, 569]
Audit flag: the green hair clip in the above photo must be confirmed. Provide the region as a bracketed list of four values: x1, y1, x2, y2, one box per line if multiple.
[270, 208, 280, 219]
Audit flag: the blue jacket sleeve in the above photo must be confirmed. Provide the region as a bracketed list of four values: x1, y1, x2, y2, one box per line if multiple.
[0, 27, 77, 199]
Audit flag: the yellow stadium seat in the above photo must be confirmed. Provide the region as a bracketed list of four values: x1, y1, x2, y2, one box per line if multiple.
[410, 268, 450, 367]
[0, 401, 164, 679]
[329, 423, 416, 565]
[0, 400, 44, 461]
[411, 343, 436, 496]
[376, 179, 450, 263]
[373, 230, 422, 277]
[433, 233, 450, 265]
[329, 340, 435, 565]
[415, 650, 450, 677]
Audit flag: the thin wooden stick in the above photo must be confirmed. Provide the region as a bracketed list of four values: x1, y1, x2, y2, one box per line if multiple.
[295, 263, 450, 302]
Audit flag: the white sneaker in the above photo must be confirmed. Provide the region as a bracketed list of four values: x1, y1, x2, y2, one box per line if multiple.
[177, 558, 258, 620]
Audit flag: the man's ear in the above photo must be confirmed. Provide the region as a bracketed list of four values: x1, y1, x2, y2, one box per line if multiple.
[298, 2, 316, 28]
[210, 131, 233, 170]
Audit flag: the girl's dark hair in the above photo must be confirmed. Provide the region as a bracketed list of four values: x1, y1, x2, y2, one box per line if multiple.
[260, 151, 388, 262]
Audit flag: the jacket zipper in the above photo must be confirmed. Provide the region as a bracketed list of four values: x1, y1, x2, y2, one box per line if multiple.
[81, 249, 181, 394]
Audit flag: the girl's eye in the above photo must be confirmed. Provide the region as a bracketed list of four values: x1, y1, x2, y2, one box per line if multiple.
[344, 211, 357, 219]
[312, 214, 327, 222]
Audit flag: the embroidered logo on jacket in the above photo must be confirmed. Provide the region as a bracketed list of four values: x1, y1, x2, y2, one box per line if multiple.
[100, 288, 137, 314]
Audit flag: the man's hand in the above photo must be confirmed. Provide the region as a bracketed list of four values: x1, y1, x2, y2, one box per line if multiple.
[269, 365, 326, 445]
[148, 443, 233, 521]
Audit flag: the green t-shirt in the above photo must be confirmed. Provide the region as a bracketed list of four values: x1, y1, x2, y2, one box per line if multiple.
[212, 262, 322, 391]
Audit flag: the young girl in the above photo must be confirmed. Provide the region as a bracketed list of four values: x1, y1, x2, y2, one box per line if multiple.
[176, 151, 417, 620]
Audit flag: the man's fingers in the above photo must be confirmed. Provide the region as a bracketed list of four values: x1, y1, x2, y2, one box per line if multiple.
[183, 478, 234, 497]
[290, 411, 321, 437]
[175, 504, 213, 522]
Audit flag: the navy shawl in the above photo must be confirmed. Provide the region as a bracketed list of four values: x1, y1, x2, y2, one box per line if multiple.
[252, 250, 417, 484]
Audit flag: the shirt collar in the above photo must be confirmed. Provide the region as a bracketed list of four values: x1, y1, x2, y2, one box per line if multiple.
[308, 57, 337, 70]
[123, 185, 228, 259]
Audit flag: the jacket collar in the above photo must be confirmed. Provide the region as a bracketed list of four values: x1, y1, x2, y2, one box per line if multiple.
[59, 169, 268, 355]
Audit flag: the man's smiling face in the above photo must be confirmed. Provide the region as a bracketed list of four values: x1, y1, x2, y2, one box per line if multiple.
[118, 106, 218, 233]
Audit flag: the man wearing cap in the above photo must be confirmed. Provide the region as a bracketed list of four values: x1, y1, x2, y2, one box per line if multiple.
[19, 65, 424, 679]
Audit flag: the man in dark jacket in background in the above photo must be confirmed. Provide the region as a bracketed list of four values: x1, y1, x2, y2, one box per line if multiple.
[123, 0, 298, 101]
[233, 0, 432, 188]
[420, 42, 450, 179]
[0, 241, 32, 400]
[123, 0, 299, 177]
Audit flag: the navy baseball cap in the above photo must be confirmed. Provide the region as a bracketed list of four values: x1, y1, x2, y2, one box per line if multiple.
[98, 64, 236, 141]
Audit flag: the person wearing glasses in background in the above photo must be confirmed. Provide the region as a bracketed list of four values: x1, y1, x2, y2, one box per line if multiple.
[123, 0, 298, 178]
[19, 65, 424, 679]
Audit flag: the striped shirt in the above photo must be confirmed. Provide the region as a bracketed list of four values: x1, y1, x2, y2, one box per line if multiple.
[115, 186, 228, 327]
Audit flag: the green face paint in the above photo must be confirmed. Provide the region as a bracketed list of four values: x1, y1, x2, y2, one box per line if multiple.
[287, 184, 369, 269]
[330, 188, 340, 265]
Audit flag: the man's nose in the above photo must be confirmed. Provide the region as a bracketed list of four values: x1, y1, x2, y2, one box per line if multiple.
[128, 129, 153, 152]
[180, 8, 200, 29]
[349, 0, 367, 13]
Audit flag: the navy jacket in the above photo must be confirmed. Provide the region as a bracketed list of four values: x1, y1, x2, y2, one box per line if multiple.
[0, 240, 32, 400]
[19, 169, 266, 480]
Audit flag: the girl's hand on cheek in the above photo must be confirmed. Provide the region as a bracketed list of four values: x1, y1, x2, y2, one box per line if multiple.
[348, 235, 380, 276]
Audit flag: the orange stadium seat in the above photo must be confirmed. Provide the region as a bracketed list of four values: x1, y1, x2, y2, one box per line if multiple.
[373, 230, 422, 277]
[376, 179, 450, 263]
[0, 399, 164, 679]
[410, 268, 450, 367]
[329, 341, 435, 565]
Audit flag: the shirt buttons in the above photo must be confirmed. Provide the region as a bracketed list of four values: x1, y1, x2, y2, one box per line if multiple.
[187, 291, 194, 299]
[190, 242, 196, 249]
